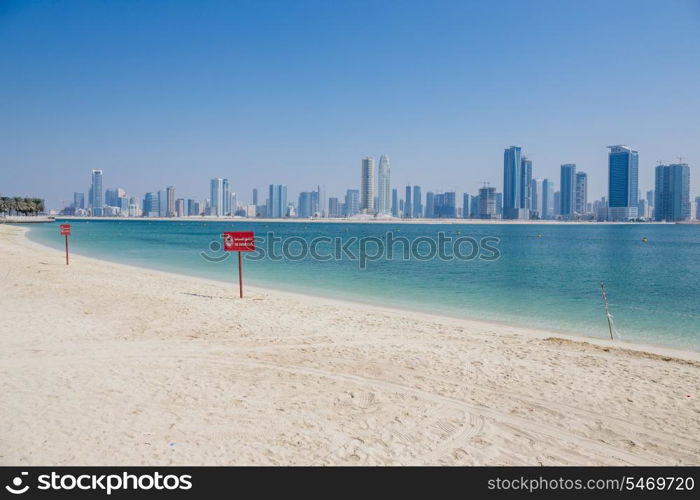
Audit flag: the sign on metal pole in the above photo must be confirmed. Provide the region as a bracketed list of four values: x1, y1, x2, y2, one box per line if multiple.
[59, 224, 71, 265]
[222, 231, 255, 298]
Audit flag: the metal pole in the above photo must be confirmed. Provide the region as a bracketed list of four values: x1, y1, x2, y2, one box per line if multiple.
[600, 281, 613, 340]
[65, 234, 69, 265]
[238, 251, 243, 298]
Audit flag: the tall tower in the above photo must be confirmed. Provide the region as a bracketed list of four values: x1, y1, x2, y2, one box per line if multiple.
[377, 155, 391, 215]
[166, 186, 176, 217]
[360, 157, 375, 213]
[575, 172, 588, 214]
[210, 178, 224, 217]
[91, 169, 103, 216]
[560, 164, 576, 218]
[654, 163, 690, 221]
[502, 146, 522, 219]
[607, 145, 639, 221]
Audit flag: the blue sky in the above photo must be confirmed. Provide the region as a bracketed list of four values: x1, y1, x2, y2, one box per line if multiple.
[1, 0, 699, 209]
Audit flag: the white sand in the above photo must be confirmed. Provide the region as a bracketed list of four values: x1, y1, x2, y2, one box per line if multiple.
[1, 224, 698, 465]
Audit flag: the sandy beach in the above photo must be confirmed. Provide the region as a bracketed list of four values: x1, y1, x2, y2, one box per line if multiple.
[1, 224, 698, 465]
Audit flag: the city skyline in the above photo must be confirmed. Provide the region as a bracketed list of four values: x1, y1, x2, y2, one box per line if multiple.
[57, 141, 694, 222]
[2, 1, 700, 210]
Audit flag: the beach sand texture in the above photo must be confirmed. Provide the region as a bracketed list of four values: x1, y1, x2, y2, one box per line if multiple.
[1, 224, 698, 465]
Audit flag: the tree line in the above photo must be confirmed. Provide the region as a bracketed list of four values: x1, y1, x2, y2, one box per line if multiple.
[0, 196, 46, 216]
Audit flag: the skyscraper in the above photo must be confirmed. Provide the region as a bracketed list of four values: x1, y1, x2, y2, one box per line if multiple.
[478, 186, 497, 219]
[391, 188, 398, 217]
[575, 171, 588, 215]
[530, 178, 544, 218]
[166, 186, 176, 217]
[252, 188, 258, 206]
[434, 192, 456, 218]
[377, 155, 391, 215]
[345, 189, 359, 216]
[695, 196, 700, 221]
[462, 193, 470, 218]
[425, 192, 435, 218]
[268, 184, 287, 218]
[158, 189, 167, 217]
[542, 179, 554, 219]
[520, 156, 532, 210]
[73, 192, 85, 210]
[654, 163, 690, 222]
[607, 145, 639, 221]
[412, 185, 422, 218]
[404, 185, 412, 218]
[175, 198, 185, 217]
[560, 164, 576, 218]
[90, 169, 103, 216]
[328, 197, 339, 217]
[360, 157, 375, 213]
[222, 179, 230, 216]
[143, 192, 158, 217]
[210, 178, 224, 217]
[298, 191, 312, 218]
[503, 146, 525, 219]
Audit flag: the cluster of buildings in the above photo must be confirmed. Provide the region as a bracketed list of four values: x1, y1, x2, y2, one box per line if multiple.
[61, 146, 696, 222]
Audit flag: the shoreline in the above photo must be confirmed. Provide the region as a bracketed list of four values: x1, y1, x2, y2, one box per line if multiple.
[22, 224, 699, 361]
[2, 223, 699, 465]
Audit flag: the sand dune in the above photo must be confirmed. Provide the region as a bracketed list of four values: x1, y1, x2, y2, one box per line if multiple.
[0, 224, 698, 465]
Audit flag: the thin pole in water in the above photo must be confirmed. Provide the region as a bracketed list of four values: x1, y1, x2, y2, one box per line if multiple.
[600, 281, 614, 340]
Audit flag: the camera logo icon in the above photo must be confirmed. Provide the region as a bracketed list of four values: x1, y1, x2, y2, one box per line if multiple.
[5, 472, 29, 494]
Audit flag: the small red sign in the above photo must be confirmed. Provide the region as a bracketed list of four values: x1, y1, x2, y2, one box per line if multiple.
[60, 224, 71, 236]
[223, 231, 255, 252]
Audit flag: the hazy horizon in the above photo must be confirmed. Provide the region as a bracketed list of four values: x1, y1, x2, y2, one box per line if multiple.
[1, 0, 699, 210]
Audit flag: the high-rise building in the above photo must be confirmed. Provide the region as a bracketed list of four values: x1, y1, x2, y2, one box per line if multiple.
[412, 185, 422, 218]
[425, 192, 435, 218]
[391, 188, 399, 217]
[360, 157, 375, 213]
[73, 192, 85, 210]
[478, 186, 497, 219]
[503, 146, 527, 219]
[377, 155, 391, 215]
[553, 191, 561, 216]
[434, 192, 456, 218]
[542, 179, 554, 219]
[345, 189, 360, 217]
[695, 196, 700, 220]
[575, 171, 588, 215]
[222, 179, 230, 216]
[559, 164, 576, 218]
[252, 188, 258, 206]
[530, 179, 544, 218]
[328, 197, 339, 217]
[520, 156, 532, 210]
[268, 184, 287, 218]
[654, 163, 690, 222]
[166, 186, 176, 217]
[470, 195, 479, 218]
[90, 169, 104, 216]
[404, 185, 412, 218]
[607, 145, 639, 221]
[158, 189, 167, 217]
[210, 178, 224, 217]
[143, 192, 158, 217]
[175, 198, 185, 217]
[298, 192, 312, 218]
[462, 193, 470, 218]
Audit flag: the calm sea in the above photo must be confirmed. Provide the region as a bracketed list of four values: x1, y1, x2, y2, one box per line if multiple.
[26, 219, 700, 351]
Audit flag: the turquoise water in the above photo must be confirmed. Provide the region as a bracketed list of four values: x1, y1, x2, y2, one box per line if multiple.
[26, 219, 700, 351]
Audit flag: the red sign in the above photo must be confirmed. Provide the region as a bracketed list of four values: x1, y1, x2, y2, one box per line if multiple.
[60, 224, 71, 236]
[223, 231, 255, 252]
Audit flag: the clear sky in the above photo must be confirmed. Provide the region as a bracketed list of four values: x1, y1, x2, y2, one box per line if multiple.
[1, 0, 699, 209]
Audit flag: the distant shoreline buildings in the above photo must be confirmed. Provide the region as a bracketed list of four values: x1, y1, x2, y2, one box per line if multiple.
[58, 145, 695, 222]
